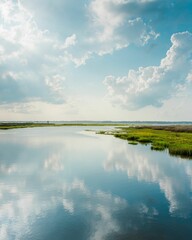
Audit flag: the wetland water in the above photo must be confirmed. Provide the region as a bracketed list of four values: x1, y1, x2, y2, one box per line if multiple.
[0, 126, 192, 240]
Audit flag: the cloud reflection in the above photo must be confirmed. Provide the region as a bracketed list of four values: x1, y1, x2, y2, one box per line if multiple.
[104, 141, 192, 217]
[1, 128, 192, 239]
[44, 153, 64, 172]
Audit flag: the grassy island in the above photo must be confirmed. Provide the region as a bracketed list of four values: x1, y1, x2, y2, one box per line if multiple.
[98, 125, 192, 159]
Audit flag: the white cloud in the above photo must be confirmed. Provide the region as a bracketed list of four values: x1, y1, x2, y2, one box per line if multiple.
[104, 31, 192, 109]
[54, 34, 77, 50]
[0, 0, 76, 105]
[88, 0, 159, 55]
[0, 0, 160, 109]
[65, 51, 92, 67]
[61, 34, 77, 49]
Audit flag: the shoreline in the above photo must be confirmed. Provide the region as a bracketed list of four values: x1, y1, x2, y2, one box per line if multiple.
[97, 125, 192, 159]
[1, 122, 192, 159]
[0, 122, 127, 130]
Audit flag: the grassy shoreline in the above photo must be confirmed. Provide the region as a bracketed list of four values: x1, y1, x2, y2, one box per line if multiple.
[1, 122, 192, 159]
[0, 122, 127, 130]
[98, 125, 192, 159]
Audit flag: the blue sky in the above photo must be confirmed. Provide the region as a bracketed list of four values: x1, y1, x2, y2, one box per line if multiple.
[0, 0, 192, 121]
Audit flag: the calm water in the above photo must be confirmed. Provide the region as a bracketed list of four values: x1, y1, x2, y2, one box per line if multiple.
[1, 127, 192, 240]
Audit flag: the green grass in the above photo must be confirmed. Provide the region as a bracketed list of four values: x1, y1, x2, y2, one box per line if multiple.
[0, 122, 128, 130]
[2, 122, 192, 159]
[0, 123, 56, 130]
[128, 141, 138, 145]
[99, 126, 192, 159]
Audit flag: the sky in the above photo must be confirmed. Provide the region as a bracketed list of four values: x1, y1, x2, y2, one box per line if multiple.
[0, 0, 192, 121]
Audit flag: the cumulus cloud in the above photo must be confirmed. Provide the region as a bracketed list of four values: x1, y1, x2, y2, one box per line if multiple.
[104, 31, 192, 109]
[59, 34, 77, 50]
[0, 0, 77, 105]
[0, 0, 164, 107]
[88, 0, 159, 55]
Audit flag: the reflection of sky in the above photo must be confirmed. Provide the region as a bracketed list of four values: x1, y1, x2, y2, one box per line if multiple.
[104, 140, 192, 218]
[1, 127, 192, 239]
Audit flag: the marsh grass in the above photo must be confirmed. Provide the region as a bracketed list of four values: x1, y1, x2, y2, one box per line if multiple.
[0, 122, 56, 130]
[100, 126, 192, 159]
[0, 122, 127, 130]
[2, 122, 192, 159]
[128, 141, 138, 145]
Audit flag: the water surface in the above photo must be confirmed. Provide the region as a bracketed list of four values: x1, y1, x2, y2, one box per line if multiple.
[0, 127, 192, 240]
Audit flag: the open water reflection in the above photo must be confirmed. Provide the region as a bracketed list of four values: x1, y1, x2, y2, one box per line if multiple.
[0, 127, 192, 240]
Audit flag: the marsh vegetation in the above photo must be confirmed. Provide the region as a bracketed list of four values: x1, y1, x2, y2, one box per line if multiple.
[98, 125, 192, 159]
[1, 122, 192, 159]
[0, 122, 126, 130]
